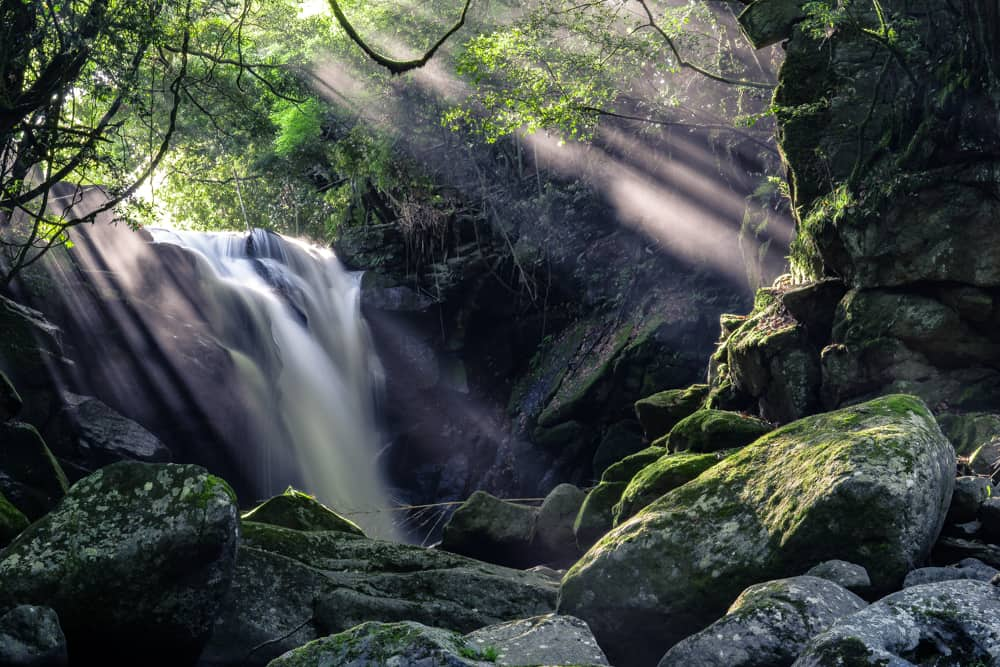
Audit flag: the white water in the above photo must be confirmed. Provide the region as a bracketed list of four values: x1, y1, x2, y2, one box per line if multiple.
[149, 228, 395, 538]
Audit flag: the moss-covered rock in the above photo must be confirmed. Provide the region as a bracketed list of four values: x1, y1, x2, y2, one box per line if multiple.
[0, 491, 28, 549]
[573, 481, 627, 550]
[266, 621, 471, 667]
[241, 487, 364, 536]
[795, 580, 1000, 666]
[267, 615, 610, 667]
[659, 575, 866, 667]
[558, 395, 954, 666]
[633, 384, 709, 441]
[612, 452, 726, 527]
[0, 462, 239, 666]
[711, 287, 822, 423]
[0, 421, 69, 520]
[600, 446, 666, 483]
[203, 521, 557, 666]
[665, 409, 772, 453]
[440, 491, 538, 568]
[737, 0, 806, 48]
[0, 372, 21, 423]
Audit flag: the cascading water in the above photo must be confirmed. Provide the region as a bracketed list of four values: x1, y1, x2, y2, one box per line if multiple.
[148, 227, 396, 538]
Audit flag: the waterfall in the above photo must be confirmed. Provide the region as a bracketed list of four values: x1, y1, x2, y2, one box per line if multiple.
[148, 227, 395, 538]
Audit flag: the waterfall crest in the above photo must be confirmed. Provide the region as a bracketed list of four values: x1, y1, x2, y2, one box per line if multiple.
[149, 228, 395, 538]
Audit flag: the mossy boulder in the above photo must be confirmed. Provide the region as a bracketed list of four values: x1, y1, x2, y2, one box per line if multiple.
[266, 621, 472, 667]
[0, 462, 239, 666]
[0, 372, 21, 423]
[440, 491, 538, 568]
[558, 395, 954, 666]
[267, 615, 610, 667]
[612, 452, 726, 527]
[600, 446, 666, 483]
[0, 492, 28, 549]
[795, 580, 1000, 666]
[633, 384, 709, 441]
[203, 522, 557, 666]
[659, 575, 866, 667]
[241, 487, 364, 536]
[0, 421, 69, 520]
[573, 482, 627, 550]
[664, 409, 772, 453]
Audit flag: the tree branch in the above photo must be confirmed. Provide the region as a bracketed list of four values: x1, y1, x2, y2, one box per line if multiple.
[327, 0, 473, 75]
[634, 0, 774, 89]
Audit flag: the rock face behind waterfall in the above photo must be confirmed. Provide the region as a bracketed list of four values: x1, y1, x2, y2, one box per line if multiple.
[558, 395, 954, 666]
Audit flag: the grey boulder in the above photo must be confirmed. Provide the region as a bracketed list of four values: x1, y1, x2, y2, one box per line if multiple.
[793, 579, 1000, 666]
[658, 576, 866, 667]
[0, 462, 239, 666]
[805, 560, 872, 593]
[0, 605, 67, 667]
[903, 558, 998, 588]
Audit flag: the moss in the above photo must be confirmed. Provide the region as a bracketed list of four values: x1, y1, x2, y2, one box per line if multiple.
[809, 636, 887, 666]
[574, 481, 627, 549]
[633, 384, 710, 440]
[666, 409, 772, 453]
[612, 451, 727, 526]
[242, 487, 363, 536]
[600, 446, 666, 483]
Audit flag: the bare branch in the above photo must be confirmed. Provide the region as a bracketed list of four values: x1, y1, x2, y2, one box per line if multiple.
[327, 0, 473, 75]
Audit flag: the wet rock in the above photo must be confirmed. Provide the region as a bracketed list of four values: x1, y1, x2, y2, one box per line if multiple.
[0, 492, 28, 549]
[466, 614, 610, 666]
[0, 421, 69, 520]
[979, 498, 1000, 543]
[440, 491, 538, 568]
[903, 558, 998, 588]
[0, 462, 239, 666]
[47, 392, 171, 466]
[0, 605, 67, 667]
[664, 409, 772, 453]
[804, 560, 871, 594]
[532, 484, 585, 565]
[658, 575, 866, 667]
[948, 476, 993, 524]
[202, 522, 557, 666]
[559, 395, 954, 666]
[633, 384, 709, 441]
[241, 487, 364, 535]
[794, 580, 1000, 666]
[0, 372, 21, 423]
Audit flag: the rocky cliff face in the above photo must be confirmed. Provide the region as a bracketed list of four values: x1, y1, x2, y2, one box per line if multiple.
[717, 0, 1000, 419]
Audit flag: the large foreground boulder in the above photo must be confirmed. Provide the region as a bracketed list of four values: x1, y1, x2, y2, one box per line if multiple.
[559, 395, 954, 666]
[794, 580, 1000, 666]
[267, 614, 609, 667]
[201, 521, 558, 666]
[659, 576, 866, 667]
[0, 462, 239, 666]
